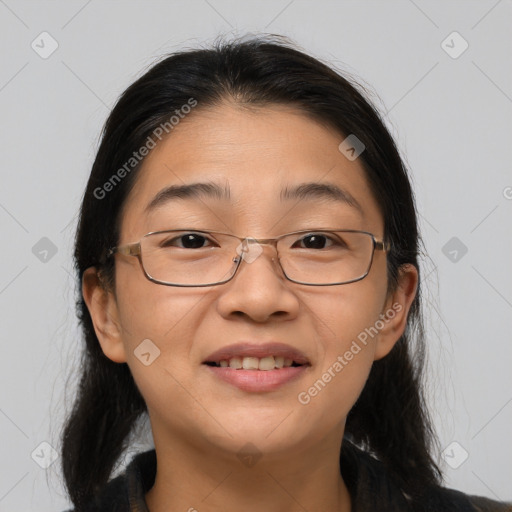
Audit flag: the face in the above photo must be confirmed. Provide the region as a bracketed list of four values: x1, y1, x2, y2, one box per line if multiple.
[84, 102, 416, 463]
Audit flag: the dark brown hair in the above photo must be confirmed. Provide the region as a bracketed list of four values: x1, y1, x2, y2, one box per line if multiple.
[61, 35, 442, 509]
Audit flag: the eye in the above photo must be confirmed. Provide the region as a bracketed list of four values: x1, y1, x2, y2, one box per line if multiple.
[160, 232, 216, 249]
[292, 233, 339, 250]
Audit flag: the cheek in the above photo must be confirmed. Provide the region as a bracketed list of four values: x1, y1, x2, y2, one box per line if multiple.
[295, 275, 387, 419]
[114, 275, 214, 425]
[117, 262, 190, 331]
[304, 267, 387, 355]
[114, 265, 211, 368]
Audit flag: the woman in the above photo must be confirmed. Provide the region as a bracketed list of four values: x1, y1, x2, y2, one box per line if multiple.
[61, 36, 511, 511]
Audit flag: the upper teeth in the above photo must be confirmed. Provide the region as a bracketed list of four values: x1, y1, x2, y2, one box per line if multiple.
[218, 356, 294, 370]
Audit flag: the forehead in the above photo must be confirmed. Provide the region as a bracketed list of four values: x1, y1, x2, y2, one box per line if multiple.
[119, 103, 383, 238]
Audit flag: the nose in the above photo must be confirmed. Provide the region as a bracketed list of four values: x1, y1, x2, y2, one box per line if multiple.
[216, 242, 300, 323]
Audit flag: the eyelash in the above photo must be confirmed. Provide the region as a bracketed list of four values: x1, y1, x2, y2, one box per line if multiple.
[160, 232, 344, 250]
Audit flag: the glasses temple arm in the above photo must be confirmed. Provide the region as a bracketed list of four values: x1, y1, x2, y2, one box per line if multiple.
[107, 243, 141, 258]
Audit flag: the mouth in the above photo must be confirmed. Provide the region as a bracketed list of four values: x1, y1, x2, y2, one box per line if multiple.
[202, 342, 310, 369]
[202, 342, 311, 392]
[203, 356, 305, 370]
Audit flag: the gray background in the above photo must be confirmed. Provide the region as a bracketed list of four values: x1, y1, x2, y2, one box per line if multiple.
[0, 1, 511, 510]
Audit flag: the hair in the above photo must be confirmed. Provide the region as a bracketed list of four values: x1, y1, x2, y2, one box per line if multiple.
[61, 35, 443, 509]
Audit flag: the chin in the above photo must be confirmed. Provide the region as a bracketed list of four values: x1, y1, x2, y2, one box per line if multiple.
[199, 409, 310, 454]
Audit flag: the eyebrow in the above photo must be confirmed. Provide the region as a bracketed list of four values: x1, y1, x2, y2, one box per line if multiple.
[280, 182, 363, 213]
[144, 182, 231, 214]
[144, 181, 362, 214]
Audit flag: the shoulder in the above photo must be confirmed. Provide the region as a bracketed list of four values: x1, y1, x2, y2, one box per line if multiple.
[341, 440, 511, 512]
[62, 449, 156, 512]
[463, 492, 512, 512]
[434, 487, 512, 512]
[61, 473, 130, 512]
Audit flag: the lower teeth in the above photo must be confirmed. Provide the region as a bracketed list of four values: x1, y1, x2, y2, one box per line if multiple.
[211, 363, 301, 369]
[205, 359, 304, 370]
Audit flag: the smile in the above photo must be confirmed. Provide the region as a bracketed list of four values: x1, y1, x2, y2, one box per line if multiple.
[202, 342, 311, 392]
[203, 364, 309, 392]
[204, 355, 304, 370]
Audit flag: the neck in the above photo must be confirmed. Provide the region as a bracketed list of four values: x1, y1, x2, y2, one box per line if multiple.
[144, 428, 352, 512]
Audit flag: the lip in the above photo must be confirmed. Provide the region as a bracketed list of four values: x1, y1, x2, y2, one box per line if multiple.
[203, 342, 310, 365]
[205, 366, 308, 392]
[202, 342, 311, 393]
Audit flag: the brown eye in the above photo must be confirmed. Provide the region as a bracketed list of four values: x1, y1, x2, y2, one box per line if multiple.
[301, 234, 329, 249]
[178, 234, 209, 249]
[292, 233, 341, 249]
[160, 233, 213, 249]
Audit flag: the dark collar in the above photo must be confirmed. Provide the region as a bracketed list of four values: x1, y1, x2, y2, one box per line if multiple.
[93, 441, 509, 512]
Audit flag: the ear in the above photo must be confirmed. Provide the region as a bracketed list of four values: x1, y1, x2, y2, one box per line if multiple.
[82, 267, 127, 363]
[373, 263, 418, 361]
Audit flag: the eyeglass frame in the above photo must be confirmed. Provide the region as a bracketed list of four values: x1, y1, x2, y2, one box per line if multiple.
[105, 228, 390, 287]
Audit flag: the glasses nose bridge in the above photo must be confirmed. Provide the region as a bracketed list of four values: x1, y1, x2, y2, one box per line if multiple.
[226, 235, 283, 286]
[241, 236, 280, 259]
[253, 236, 278, 248]
[231, 236, 282, 276]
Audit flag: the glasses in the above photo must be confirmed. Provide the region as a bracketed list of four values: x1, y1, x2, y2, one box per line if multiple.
[106, 228, 389, 287]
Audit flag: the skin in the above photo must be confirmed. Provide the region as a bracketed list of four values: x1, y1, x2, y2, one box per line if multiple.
[83, 101, 417, 512]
